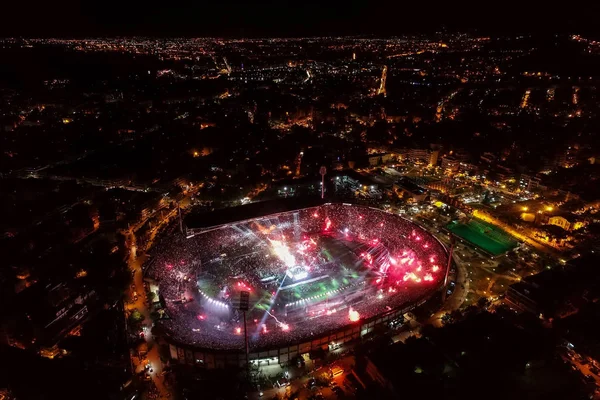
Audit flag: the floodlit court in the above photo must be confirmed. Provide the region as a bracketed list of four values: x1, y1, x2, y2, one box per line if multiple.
[447, 218, 517, 256]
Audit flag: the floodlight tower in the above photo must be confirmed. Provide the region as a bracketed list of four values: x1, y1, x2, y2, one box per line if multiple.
[239, 291, 250, 373]
[319, 166, 327, 199]
[441, 234, 456, 303]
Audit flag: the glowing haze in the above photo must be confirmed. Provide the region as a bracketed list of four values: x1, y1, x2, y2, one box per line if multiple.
[268, 238, 296, 267]
[348, 307, 361, 322]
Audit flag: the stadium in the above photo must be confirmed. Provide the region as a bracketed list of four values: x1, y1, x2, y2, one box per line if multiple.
[147, 201, 449, 368]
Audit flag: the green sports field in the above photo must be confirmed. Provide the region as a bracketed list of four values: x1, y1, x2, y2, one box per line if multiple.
[447, 218, 517, 256]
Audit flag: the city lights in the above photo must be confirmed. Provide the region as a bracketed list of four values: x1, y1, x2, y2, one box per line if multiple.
[7, 31, 600, 398]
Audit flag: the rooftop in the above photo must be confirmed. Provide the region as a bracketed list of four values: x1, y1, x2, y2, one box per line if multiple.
[185, 197, 325, 230]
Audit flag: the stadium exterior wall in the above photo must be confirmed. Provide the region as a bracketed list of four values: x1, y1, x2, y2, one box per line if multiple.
[162, 280, 445, 369]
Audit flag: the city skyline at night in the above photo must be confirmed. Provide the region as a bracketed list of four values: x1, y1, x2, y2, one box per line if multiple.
[1, 7, 600, 400]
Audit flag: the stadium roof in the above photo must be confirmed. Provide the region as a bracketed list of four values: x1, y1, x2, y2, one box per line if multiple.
[185, 197, 326, 230]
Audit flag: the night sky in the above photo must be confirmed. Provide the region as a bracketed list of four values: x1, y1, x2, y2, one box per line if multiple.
[3, 1, 600, 37]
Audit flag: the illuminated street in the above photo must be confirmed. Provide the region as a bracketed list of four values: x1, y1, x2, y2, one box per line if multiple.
[126, 233, 172, 399]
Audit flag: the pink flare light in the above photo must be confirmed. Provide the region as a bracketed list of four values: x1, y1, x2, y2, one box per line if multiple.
[348, 308, 361, 322]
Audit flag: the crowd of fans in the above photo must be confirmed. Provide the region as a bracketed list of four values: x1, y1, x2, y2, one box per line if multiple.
[147, 203, 448, 350]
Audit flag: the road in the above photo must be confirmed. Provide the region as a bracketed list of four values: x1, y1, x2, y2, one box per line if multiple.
[426, 251, 469, 327]
[560, 350, 600, 398]
[125, 232, 172, 399]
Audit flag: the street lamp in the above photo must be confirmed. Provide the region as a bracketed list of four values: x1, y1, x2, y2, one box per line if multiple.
[319, 166, 327, 199]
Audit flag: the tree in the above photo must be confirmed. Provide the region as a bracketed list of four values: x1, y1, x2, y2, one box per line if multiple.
[420, 324, 437, 338]
[442, 309, 463, 325]
[450, 309, 463, 321]
[477, 297, 491, 309]
[148, 291, 158, 303]
[128, 309, 144, 328]
[150, 310, 161, 321]
[441, 312, 453, 325]
[586, 223, 600, 236]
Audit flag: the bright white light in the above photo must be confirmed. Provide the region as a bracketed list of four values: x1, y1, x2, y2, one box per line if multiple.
[348, 308, 360, 322]
[286, 268, 308, 281]
[269, 239, 296, 267]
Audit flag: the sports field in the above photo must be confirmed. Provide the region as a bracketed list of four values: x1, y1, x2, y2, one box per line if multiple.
[447, 218, 517, 256]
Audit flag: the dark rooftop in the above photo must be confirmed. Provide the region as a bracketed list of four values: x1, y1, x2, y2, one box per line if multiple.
[557, 302, 600, 360]
[331, 169, 382, 186]
[508, 254, 600, 316]
[395, 177, 427, 195]
[185, 197, 326, 230]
